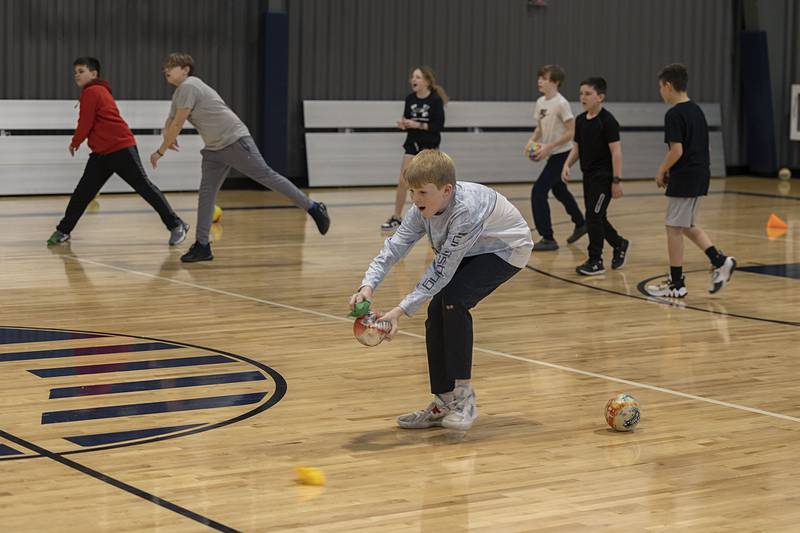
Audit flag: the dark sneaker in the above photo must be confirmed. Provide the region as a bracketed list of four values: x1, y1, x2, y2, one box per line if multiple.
[533, 238, 559, 251]
[611, 239, 630, 270]
[566, 223, 588, 244]
[47, 230, 70, 246]
[709, 256, 736, 294]
[646, 275, 688, 298]
[380, 215, 402, 231]
[180, 242, 213, 263]
[308, 202, 330, 235]
[576, 259, 606, 276]
[168, 220, 189, 246]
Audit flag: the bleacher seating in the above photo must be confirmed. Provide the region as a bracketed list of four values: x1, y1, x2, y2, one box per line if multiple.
[303, 100, 725, 187]
[0, 100, 203, 195]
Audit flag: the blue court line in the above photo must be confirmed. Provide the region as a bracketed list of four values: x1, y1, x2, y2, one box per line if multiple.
[29, 355, 233, 378]
[528, 265, 800, 328]
[0, 342, 178, 362]
[42, 392, 267, 424]
[0, 328, 104, 345]
[63, 423, 206, 447]
[728, 190, 800, 201]
[0, 443, 23, 456]
[739, 263, 800, 280]
[49, 371, 266, 398]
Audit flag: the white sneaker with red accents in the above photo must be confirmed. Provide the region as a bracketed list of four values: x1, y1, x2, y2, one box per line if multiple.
[396, 395, 452, 429]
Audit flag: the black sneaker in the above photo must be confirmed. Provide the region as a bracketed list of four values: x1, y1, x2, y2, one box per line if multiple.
[576, 259, 605, 276]
[308, 202, 330, 235]
[180, 242, 213, 263]
[533, 238, 559, 251]
[611, 239, 630, 270]
[566, 223, 588, 244]
[381, 215, 402, 231]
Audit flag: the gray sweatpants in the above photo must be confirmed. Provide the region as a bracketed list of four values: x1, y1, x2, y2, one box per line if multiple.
[196, 136, 314, 244]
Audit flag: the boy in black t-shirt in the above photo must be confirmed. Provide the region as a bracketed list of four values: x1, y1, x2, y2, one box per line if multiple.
[561, 77, 629, 275]
[646, 64, 736, 298]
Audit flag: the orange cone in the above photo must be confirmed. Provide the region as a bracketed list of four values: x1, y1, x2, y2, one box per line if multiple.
[767, 213, 788, 229]
[767, 226, 788, 240]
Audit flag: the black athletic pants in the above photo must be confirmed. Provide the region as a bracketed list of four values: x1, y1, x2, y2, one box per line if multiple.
[57, 146, 181, 234]
[531, 151, 585, 240]
[425, 254, 521, 394]
[583, 174, 623, 261]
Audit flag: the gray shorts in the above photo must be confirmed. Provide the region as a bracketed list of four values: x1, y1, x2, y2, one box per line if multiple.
[665, 197, 700, 227]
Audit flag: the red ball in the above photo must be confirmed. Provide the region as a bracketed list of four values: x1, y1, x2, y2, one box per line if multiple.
[353, 312, 391, 347]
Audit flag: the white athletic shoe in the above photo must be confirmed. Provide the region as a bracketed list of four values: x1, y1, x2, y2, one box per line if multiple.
[441, 386, 478, 431]
[397, 395, 452, 429]
[709, 256, 736, 294]
[645, 276, 688, 298]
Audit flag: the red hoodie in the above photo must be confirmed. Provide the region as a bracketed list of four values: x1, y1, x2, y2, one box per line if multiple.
[71, 80, 137, 154]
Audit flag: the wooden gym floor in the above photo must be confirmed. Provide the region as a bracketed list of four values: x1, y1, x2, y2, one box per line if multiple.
[0, 176, 798, 531]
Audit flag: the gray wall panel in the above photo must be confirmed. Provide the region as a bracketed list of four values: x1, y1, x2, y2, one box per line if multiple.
[768, 0, 800, 168]
[1, 0, 271, 145]
[287, 0, 742, 178]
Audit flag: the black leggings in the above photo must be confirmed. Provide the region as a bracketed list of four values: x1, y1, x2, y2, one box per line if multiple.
[425, 254, 521, 394]
[57, 146, 181, 234]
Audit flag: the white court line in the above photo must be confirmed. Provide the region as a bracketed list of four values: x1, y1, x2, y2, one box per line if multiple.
[65, 254, 800, 425]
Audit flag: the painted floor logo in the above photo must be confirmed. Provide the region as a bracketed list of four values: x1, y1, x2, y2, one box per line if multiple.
[0, 327, 286, 459]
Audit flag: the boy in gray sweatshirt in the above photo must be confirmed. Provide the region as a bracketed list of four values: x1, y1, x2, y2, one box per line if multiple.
[349, 150, 532, 430]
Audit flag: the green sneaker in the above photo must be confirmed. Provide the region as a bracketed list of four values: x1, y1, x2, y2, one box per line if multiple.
[47, 230, 70, 246]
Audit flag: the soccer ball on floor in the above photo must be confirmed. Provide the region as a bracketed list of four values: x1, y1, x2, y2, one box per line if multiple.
[605, 393, 641, 431]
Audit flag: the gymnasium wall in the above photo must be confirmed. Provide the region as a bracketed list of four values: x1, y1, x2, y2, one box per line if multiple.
[0, 0, 270, 148]
[759, 0, 800, 170]
[3, 0, 774, 182]
[286, 0, 744, 178]
[790, 4, 800, 169]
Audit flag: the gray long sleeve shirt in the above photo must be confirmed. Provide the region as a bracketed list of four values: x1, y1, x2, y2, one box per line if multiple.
[360, 182, 533, 316]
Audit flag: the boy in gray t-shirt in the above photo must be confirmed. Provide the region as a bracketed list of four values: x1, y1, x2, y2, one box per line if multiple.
[151, 53, 330, 263]
[169, 76, 251, 151]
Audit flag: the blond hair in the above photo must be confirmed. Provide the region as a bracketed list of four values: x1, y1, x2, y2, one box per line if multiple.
[404, 150, 456, 189]
[163, 52, 195, 75]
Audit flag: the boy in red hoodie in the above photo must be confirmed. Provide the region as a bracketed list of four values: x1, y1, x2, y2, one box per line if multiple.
[47, 57, 188, 246]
